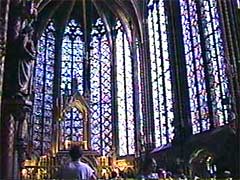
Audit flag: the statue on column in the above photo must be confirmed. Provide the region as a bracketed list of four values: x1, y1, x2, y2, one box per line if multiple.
[10, 0, 37, 173]
[14, 7, 37, 173]
[14, 24, 36, 106]
[1, 1, 37, 179]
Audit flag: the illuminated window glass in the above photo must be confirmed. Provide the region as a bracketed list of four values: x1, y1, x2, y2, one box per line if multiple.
[116, 21, 135, 156]
[32, 17, 143, 157]
[32, 22, 55, 156]
[180, 0, 233, 134]
[148, 0, 174, 146]
[90, 18, 112, 156]
[60, 19, 84, 147]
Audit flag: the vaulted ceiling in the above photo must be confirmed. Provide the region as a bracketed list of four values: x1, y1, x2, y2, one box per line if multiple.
[34, 0, 145, 41]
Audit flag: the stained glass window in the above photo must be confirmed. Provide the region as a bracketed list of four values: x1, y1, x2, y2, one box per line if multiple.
[116, 21, 135, 156]
[90, 18, 112, 156]
[180, 0, 233, 134]
[32, 22, 55, 156]
[60, 19, 84, 147]
[148, 0, 174, 147]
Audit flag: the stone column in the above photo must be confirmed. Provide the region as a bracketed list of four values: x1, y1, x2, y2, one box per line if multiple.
[0, 0, 36, 178]
[0, 103, 15, 179]
[0, 0, 10, 121]
[0, 0, 23, 178]
[1, 99, 31, 179]
[217, 1, 240, 177]
[0, 0, 10, 177]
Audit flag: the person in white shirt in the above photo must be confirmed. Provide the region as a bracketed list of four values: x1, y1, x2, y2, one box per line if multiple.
[56, 145, 97, 180]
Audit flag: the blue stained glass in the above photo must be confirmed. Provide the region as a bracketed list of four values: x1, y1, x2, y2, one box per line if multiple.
[180, 0, 209, 134]
[116, 21, 135, 156]
[180, 0, 232, 134]
[148, 0, 174, 147]
[90, 18, 112, 156]
[32, 21, 55, 156]
[199, 0, 231, 126]
[60, 19, 84, 147]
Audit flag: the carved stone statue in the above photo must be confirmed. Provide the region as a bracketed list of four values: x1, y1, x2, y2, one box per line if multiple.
[14, 24, 36, 105]
[0, 1, 37, 179]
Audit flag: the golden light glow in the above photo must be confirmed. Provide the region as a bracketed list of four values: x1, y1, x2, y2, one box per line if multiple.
[115, 159, 134, 171]
[64, 140, 88, 150]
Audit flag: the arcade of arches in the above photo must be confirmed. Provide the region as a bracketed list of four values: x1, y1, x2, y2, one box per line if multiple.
[0, 0, 239, 179]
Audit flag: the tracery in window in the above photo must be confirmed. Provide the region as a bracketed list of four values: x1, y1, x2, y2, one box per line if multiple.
[32, 21, 55, 156]
[116, 21, 135, 156]
[148, 0, 174, 146]
[60, 19, 84, 146]
[90, 18, 112, 156]
[180, 0, 233, 134]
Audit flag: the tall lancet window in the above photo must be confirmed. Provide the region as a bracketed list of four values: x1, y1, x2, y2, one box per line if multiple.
[32, 22, 55, 156]
[180, 0, 233, 134]
[90, 19, 112, 156]
[148, 0, 174, 147]
[116, 21, 135, 156]
[60, 19, 84, 146]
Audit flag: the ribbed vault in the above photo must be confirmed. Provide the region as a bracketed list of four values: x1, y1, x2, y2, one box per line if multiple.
[34, 0, 144, 42]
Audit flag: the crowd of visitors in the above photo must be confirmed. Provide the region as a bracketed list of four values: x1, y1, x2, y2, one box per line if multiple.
[55, 146, 233, 180]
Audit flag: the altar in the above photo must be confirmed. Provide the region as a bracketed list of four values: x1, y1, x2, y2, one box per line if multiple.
[21, 91, 101, 179]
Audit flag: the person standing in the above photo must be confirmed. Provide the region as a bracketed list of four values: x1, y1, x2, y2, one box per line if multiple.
[56, 145, 97, 180]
